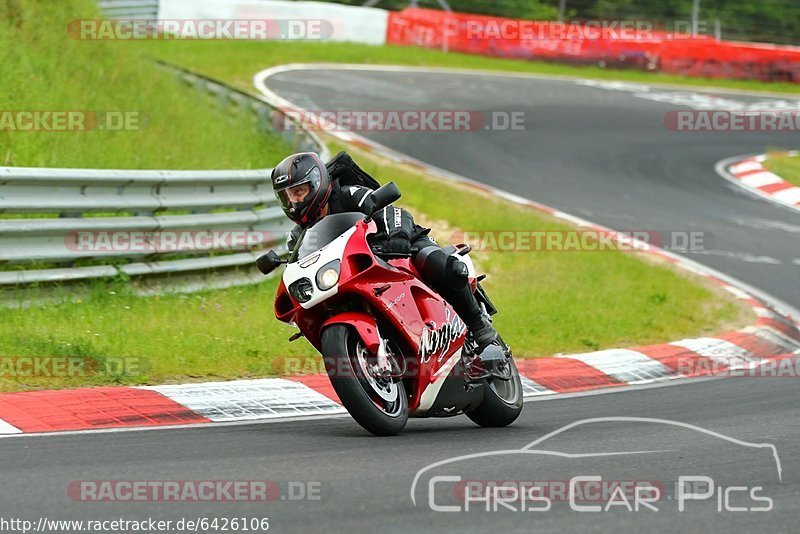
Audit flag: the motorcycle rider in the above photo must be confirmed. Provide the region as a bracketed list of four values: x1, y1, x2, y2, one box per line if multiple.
[270, 151, 499, 358]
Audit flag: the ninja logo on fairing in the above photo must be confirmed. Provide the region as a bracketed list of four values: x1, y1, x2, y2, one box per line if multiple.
[419, 308, 467, 363]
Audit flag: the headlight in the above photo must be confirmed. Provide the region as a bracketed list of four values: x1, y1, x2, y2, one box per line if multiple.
[288, 278, 314, 303]
[316, 260, 341, 291]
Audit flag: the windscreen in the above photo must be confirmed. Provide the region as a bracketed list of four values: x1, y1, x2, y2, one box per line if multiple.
[291, 212, 364, 262]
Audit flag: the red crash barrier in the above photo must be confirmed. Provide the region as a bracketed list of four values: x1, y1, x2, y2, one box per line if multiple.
[659, 40, 800, 82]
[386, 8, 800, 83]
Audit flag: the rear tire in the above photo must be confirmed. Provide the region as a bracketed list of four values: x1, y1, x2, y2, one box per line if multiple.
[466, 357, 523, 428]
[321, 325, 408, 436]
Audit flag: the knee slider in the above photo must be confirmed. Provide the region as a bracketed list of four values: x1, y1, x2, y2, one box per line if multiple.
[414, 247, 468, 291]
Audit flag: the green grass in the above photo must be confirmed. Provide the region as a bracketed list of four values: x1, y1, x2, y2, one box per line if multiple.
[0, 0, 290, 169]
[0, 8, 753, 391]
[0, 142, 750, 391]
[136, 40, 800, 95]
[763, 150, 800, 187]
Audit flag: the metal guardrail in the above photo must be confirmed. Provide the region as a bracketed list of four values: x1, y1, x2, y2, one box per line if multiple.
[0, 66, 330, 290]
[97, 0, 160, 19]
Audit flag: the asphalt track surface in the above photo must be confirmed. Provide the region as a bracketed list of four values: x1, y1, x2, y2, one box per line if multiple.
[3, 69, 800, 533]
[267, 68, 800, 309]
[1, 379, 797, 532]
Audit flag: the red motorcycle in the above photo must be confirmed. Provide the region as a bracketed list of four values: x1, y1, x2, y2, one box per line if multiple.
[257, 183, 523, 435]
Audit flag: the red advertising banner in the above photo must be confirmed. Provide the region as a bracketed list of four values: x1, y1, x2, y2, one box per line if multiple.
[386, 8, 800, 83]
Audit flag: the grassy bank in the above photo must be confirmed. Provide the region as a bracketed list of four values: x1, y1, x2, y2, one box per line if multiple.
[138, 40, 800, 95]
[0, 7, 754, 391]
[0, 0, 289, 169]
[763, 151, 800, 187]
[0, 140, 751, 391]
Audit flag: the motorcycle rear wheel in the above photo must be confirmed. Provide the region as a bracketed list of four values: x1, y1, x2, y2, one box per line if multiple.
[321, 325, 409, 436]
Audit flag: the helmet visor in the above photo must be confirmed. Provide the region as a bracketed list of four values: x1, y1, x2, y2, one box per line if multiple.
[274, 166, 322, 215]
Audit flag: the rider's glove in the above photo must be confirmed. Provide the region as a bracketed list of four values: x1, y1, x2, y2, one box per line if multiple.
[384, 235, 411, 256]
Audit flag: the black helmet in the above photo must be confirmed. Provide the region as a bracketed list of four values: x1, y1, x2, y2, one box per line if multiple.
[271, 152, 333, 225]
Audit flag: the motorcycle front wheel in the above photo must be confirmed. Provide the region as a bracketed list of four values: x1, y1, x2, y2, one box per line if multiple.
[321, 325, 408, 436]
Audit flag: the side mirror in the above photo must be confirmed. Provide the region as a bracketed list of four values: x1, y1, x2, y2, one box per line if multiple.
[367, 182, 401, 219]
[256, 250, 286, 275]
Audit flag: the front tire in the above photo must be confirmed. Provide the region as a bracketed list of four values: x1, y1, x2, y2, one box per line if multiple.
[466, 357, 523, 428]
[321, 325, 408, 436]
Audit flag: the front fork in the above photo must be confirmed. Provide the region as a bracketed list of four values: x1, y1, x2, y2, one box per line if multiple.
[375, 334, 392, 375]
[320, 312, 398, 378]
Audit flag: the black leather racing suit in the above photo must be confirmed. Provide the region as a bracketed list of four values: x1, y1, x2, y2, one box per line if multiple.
[286, 183, 486, 334]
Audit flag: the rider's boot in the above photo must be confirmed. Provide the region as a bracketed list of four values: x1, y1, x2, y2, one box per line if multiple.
[437, 278, 501, 382]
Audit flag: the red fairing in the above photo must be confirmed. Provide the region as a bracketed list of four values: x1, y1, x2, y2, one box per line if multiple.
[274, 219, 469, 414]
[321, 312, 381, 354]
